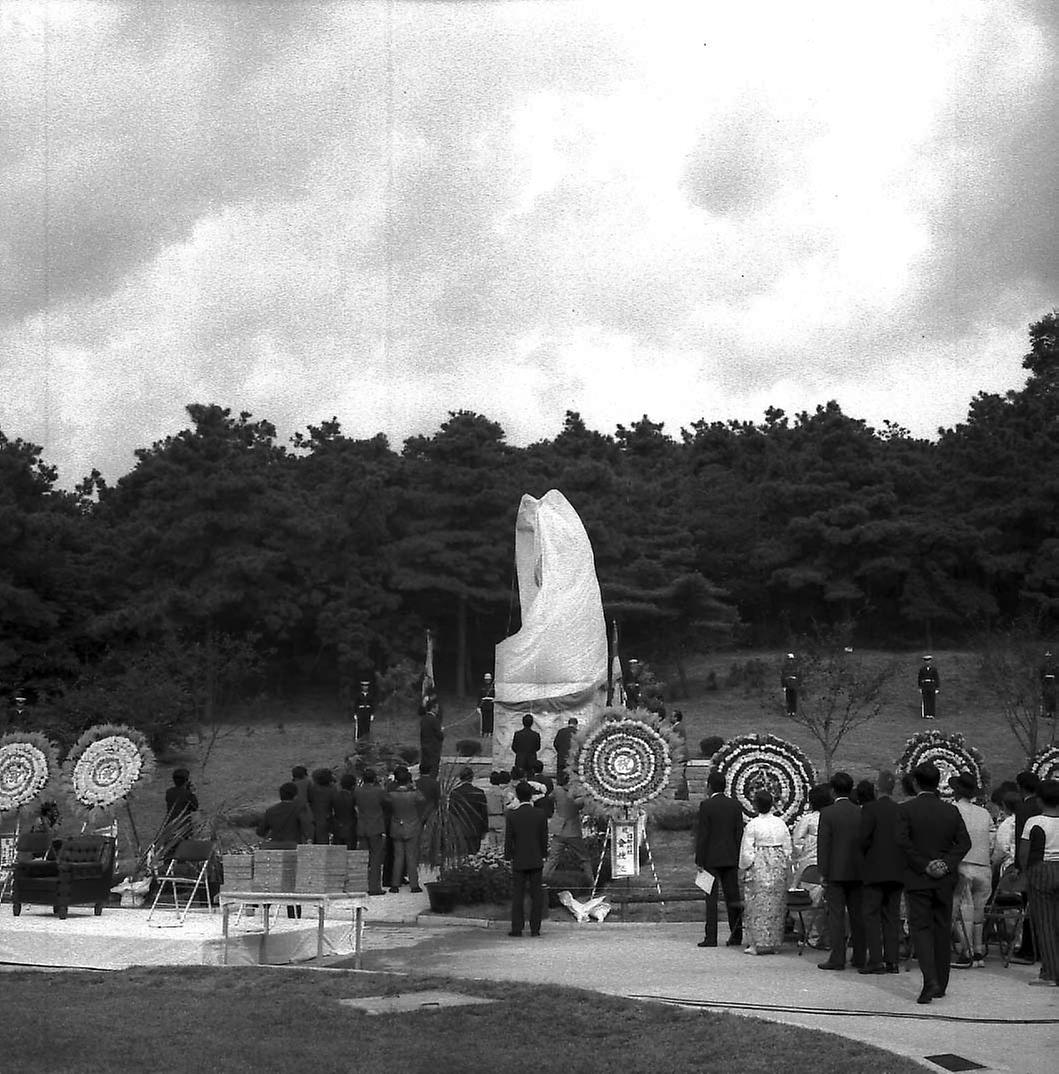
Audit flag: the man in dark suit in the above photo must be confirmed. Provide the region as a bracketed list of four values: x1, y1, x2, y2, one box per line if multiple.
[817, 771, 866, 970]
[859, 770, 904, 973]
[504, 781, 549, 937]
[1012, 769, 1042, 962]
[449, 766, 489, 854]
[553, 717, 579, 776]
[512, 713, 541, 773]
[694, 771, 745, 948]
[897, 761, 972, 1004]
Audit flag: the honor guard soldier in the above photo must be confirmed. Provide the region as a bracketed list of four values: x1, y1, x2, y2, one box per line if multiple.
[781, 653, 800, 716]
[625, 659, 643, 711]
[1041, 652, 1057, 720]
[354, 680, 375, 739]
[917, 655, 940, 719]
[477, 672, 496, 737]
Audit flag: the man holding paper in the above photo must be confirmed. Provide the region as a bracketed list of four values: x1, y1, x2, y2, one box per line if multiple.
[695, 771, 745, 947]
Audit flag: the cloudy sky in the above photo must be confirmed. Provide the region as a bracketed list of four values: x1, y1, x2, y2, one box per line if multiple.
[1, 1, 1056, 487]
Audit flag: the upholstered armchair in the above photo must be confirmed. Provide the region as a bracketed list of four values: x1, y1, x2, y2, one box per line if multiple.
[12, 835, 116, 919]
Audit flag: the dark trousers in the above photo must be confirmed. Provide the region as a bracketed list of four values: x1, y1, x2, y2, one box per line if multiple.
[906, 885, 956, 992]
[511, 867, 543, 935]
[361, 833, 386, 894]
[783, 687, 797, 715]
[921, 689, 937, 718]
[825, 880, 866, 966]
[704, 865, 743, 943]
[862, 881, 903, 966]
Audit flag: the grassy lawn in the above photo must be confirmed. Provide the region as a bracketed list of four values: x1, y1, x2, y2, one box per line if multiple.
[0, 966, 926, 1074]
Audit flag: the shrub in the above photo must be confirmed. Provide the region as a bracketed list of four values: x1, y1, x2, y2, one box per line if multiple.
[700, 735, 725, 759]
[443, 847, 513, 905]
[651, 800, 698, 831]
[455, 739, 482, 757]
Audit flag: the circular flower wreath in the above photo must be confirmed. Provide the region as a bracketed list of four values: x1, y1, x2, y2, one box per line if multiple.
[1031, 745, 1059, 783]
[62, 724, 155, 812]
[710, 732, 817, 824]
[569, 709, 685, 821]
[895, 730, 990, 799]
[0, 732, 60, 813]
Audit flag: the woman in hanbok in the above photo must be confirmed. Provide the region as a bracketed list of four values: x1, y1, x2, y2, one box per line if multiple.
[739, 789, 793, 954]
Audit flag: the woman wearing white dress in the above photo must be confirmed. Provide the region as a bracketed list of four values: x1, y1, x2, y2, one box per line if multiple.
[739, 789, 793, 954]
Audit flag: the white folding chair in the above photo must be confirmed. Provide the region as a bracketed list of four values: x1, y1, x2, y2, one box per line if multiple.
[147, 839, 216, 925]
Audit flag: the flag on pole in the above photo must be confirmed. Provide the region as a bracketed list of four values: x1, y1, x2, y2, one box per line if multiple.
[609, 620, 625, 709]
[422, 628, 435, 706]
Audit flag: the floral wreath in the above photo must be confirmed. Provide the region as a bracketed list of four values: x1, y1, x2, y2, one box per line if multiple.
[710, 732, 816, 823]
[0, 732, 61, 813]
[62, 724, 155, 813]
[569, 708, 685, 822]
[1031, 744, 1059, 784]
[896, 730, 989, 799]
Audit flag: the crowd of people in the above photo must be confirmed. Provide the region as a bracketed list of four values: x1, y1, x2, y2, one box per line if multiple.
[696, 763, 1059, 1003]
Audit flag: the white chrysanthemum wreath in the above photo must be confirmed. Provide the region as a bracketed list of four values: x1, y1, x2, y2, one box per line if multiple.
[62, 723, 155, 813]
[569, 708, 686, 821]
[0, 732, 60, 813]
[1031, 744, 1059, 784]
[710, 732, 817, 823]
[896, 730, 989, 799]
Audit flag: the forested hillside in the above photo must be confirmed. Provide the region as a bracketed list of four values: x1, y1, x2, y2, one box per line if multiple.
[1, 313, 1055, 746]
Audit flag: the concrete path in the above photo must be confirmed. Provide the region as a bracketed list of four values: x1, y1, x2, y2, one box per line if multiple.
[348, 917, 1059, 1074]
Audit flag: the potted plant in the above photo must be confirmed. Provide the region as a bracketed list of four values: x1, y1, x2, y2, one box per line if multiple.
[420, 762, 477, 914]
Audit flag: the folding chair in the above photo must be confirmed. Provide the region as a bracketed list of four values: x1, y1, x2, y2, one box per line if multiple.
[787, 865, 827, 955]
[983, 881, 1026, 967]
[147, 840, 216, 925]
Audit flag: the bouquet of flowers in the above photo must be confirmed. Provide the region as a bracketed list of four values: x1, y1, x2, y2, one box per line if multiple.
[0, 732, 61, 814]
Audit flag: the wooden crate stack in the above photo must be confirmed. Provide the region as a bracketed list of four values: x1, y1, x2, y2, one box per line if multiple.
[295, 845, 347, 893]
[344, 849, 370, 892]
[253, 849, 298, 892]
[220, 853, 254, 891]
[684, 760, 712, 802]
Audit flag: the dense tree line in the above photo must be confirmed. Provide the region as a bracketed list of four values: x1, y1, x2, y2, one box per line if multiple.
[0, 314, 1055, 741]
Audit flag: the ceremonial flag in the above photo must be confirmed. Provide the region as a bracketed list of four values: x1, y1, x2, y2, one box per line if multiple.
[422, 628, 435, 704]
[609, 620, 626, 708]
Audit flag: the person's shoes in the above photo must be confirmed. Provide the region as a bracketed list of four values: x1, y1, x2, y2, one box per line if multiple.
[410, 887, 423, 893]
[530, 931, 540, 937]
[817, 961, 845, 970]
[917, 984, 939, 1004]
[726, 936, 743, 947]
[698, 939, 717, 948]
[858, 964, 887, 975]
[1010, 956, 1035, 965]
[972, 952, 986, 968]
[507, 931, 522, 937]
[885, 963, 900, 974]
[388, 887, 400, 893]
[952, 954, 974, 969]
[743, 946, 756, 954]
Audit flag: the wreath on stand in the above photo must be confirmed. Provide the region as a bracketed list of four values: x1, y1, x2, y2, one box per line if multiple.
[709, 732, 817, 823]
[1031, 744, 1059, 784]
[896, 730, 989, 799]
[0, 732, 61, 815]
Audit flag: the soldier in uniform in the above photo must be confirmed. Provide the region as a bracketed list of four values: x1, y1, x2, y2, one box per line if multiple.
[918, 655, 940, 720]
[354, 680, 374, 739]
[625, 658, 643, 711]
[781, 653, 800, 716]
[477, 672, 496, 737]
[1041, 652, 1057, 719]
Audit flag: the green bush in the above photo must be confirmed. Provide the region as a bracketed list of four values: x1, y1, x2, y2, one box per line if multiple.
[444, 847, 513, 905]
[651, 800, 698, 831]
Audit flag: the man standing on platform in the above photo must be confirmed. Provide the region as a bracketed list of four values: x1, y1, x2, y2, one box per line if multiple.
[918, 656, 940, 720]
[477, 672, 496, 737]
[354, 681, 374, 740]
[694, 771, 745, 948]
[781, 653, 800, 716]
[859, 770, 904, 973]
[553, 717, 578, 776]
[625, 659, 643, 711]
[897, 762, 972, 1004]
[512, 713, 541, 774]
[1041, 652, 1057, 720]
[817, 771, 867, 971]
[505, 781, 549, 937]
[420, 704, 445, 775]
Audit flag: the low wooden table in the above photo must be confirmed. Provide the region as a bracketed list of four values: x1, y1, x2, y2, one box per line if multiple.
[219, 891, 368, 967]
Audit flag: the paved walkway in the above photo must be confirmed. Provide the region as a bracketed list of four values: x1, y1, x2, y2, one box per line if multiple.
[346, 913, 1059, 1074]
